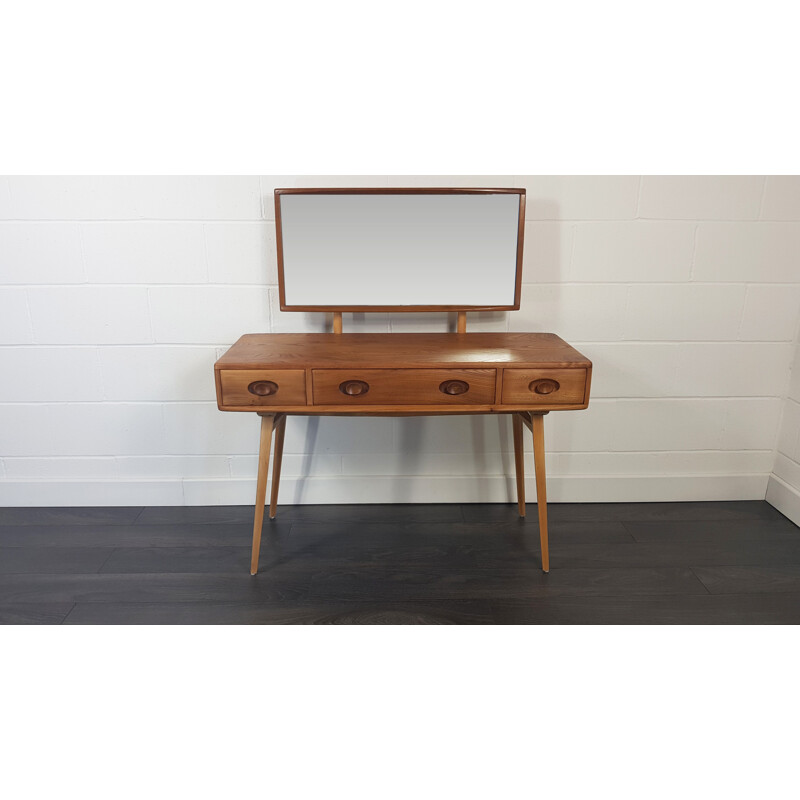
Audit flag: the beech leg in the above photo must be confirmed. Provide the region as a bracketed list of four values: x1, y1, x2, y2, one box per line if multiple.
[269, 414, 287, 520]
[531, 412, 549, 573]
[512, 413, 526, 517]
[251, 414, 275, 575]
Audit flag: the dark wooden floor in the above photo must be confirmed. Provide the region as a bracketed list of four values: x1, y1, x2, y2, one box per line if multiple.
[1, 501, 799, 624]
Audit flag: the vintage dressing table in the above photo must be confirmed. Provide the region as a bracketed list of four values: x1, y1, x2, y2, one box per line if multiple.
[214, 188, 592, 575]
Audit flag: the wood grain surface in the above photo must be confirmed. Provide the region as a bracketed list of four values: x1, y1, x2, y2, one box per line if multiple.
[215, 333, 592, 413]
[502, 368, 589, 405]
[215, 332, 592, 370]
[311, 368, 497, 405]
[219, 369, 306, 407]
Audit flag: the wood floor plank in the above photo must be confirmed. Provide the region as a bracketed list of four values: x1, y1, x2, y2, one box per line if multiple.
[0, 522, 290, 548]
[0, 507, 143, 526]
[530, 538, 800, 569]
[275, 504, 466, 524]
[1, 501, 797, 624]
[0, 603, 75, 624]
[279, 520, 631, 568]
[490, 593, 800, 624]
[282, 522, 521, 566]
[135, 506, 257, 526]
[0, 518, 628, 551]
[63, 599, 494, 625]
[462, 501, 787, 525]
[135, 503, 465, 526]
[100, 546, 254, 574]
[306, 565, 709, 602]
[0, 571, 312, 604]
[692, 565, 800, 595]
[624, 519, 800, 542]
[0, 546, 115, 574]
[92, 522, 638, 575]
[461, 503, 546, 524]
[579, 501, 788, 522]
[530, 521, 636, 543]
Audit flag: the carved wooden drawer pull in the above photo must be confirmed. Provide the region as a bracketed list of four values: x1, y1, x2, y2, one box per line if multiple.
[247, 380, 279, 396]
[529, 379, 560, 395]
[339, 380, 370, 397]
[439, 379, 470, 396]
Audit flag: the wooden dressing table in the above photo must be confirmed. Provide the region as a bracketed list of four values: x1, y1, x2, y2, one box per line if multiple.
[213, 188, 592, 575]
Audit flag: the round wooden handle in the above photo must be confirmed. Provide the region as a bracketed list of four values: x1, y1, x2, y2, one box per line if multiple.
[439, 379, 469, 396]
[247, 380, 278, 397]
[339, 380, 369, 397]
[529, 379, 560, 395]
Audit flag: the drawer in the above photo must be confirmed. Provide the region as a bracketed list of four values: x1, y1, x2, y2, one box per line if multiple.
[312, 369, 496, 405]
[219, 369, 306, 407]
[501, 368, 588, 405]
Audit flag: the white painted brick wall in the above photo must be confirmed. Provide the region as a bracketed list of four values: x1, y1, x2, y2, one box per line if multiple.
[1, 175, 799, 506]
[28, 286, 153, 343]
[516, 176, 640, 220]
[82, 223, 208, 284]
[0, 288, 34, 343]
[741, 286, 800, 341]
[571, 222, 695, 282]
[639, 176, 765, 220]
[767, 323, 800, 524]
[0, 178, 13, 218]
[521, 222, 573, 283]
[149, 286, 271, 343]
[0, 404, 166, 456]
[98, 346, 219, 401]
[0, 223, 85, 283]
[761, 177, 800, 221]
[673, 344, 791, 397]
[5, 176, 262, 220]
[694, 223, 800, 282]
[0, 347, 104, 401]
[204, 223, 278, 284]
[622, 284, 746, 340]
[511, 284, 629, 340]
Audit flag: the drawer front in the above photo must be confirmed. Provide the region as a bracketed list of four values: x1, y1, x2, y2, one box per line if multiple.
[502, 368, 588, 405]
[219, 369, 306, 407]
[312, 369, 496, 405]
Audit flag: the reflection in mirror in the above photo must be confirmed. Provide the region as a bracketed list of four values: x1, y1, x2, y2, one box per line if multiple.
[277, 191, 523, 309]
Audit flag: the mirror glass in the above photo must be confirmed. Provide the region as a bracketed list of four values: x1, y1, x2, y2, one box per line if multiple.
[277, 191, 523, 309]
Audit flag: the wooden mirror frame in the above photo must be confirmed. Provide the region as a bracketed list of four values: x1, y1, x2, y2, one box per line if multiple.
[274, 187, 526, 313]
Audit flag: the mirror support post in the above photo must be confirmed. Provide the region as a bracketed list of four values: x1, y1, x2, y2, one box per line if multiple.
[333, 312, 343, 334]
[457, 311, 467, 333]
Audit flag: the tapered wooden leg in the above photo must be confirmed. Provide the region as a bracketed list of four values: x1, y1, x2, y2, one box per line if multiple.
[531, 412, 549, 573]
[269, 414, 286, 520]
[251, 414, 275, 575]
[512, 413, 526, 517]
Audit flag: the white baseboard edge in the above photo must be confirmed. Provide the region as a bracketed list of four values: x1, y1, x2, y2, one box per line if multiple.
[766, 475, 800, 528]
[0, 473, 770, 507]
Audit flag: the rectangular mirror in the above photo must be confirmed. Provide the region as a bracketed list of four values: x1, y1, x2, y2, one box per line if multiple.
[276, 188, 525, 311]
